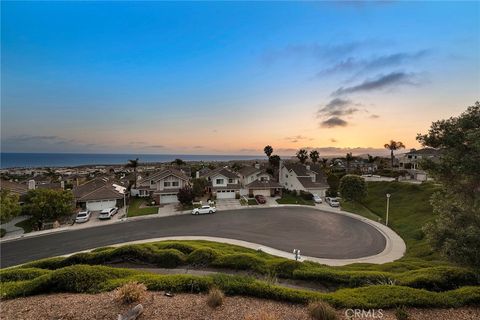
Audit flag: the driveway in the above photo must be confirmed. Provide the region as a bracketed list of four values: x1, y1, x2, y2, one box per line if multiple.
[0, 207, 386, 268]
[215, 199, 242, 210]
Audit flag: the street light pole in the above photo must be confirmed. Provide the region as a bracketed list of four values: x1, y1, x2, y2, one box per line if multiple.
[386, 193, 391, 226]
[124, 192, 128, 220]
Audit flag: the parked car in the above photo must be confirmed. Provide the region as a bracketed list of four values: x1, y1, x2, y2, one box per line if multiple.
[325, 197, 340, 207]
[192, 205, 216, 215]
[313, 194, 322, 204]
[98, 207, 118, 220]
[255, 195, 267, 204]
[75, 210, 91, 223]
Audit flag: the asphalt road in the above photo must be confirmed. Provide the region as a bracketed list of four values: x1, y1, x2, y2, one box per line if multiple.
[0, 207, 386, 268]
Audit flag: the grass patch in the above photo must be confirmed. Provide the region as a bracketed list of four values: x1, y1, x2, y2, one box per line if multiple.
[14, 218, 34, 233]
[248, 199, 258, 205]
[341, 181, 441, 262]
[276, 193, 314, 206]
[127, 198, 158, 217]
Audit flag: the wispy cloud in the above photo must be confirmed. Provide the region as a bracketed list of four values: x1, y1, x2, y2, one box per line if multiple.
[285, 135, 313, 143]
[330, 138, 338, 143]
[369, 114, 380, 119]
[262, 40, 377, 65]
[332, 71, 416, 96]
[317, 50, 429, 76]
[320, 117, 348, 128]
[317, 98, 362, 118]
[143, 145, 165, 149]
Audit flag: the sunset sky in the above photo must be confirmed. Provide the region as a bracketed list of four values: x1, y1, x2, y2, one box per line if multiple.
[2, 1, 479, 156]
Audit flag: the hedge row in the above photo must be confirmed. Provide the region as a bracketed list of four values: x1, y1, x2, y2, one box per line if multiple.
[13, 241, 479, 292]
[1, 265, 479, 309]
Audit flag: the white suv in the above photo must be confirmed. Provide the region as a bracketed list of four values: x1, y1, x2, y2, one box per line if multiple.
[98, 207, 118, 220]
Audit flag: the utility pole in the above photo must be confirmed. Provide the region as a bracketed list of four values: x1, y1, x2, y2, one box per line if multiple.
[386, 193, 391, 226]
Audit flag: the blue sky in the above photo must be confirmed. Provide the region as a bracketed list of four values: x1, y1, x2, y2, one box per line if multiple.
[1, 1, 479, 155]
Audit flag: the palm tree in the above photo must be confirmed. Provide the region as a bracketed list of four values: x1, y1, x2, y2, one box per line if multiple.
[126, 158, 139, 188]
[309, 150, 319, 164]
[384, 140, 405, 169]
[296, 149, 308, 164]
[264, 145, 273, 158]
[321, 158, 329, 169]
[345, 152, 354, 173]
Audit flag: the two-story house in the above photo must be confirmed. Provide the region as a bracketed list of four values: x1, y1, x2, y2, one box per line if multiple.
[279, 162, 329, 197]
[134, 168, 190, 204]
[237, 164, 282, 197]
[399, 148, 440, 170]
[202, 167, 241, 199]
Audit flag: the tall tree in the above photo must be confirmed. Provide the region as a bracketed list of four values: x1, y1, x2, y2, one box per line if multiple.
[339, 175, 367, 202]
[384, 140, 405, 169]
[345, 152, 354, 173]
[126, 158, 139, 188]
[321, 158, 329, 169]
[0, 190, 21, 224]
[309, 150, 320, 164]
[177, 186, 194, 205]
[417, 103, 480, 267]
[268, 155, 281, 168]
[264, 145, 273, 158]
[171, 158, 186, 166]
[23, 189, 74, 230]
[296, 149, 308, 164]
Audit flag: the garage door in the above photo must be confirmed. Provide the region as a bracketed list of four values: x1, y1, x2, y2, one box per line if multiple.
[217, 190, 236, 199]
[253, 189, 270, 197]
[309, 189, 326, 197]
[86, 200, 117, 211]
[160, 193, 178, 204]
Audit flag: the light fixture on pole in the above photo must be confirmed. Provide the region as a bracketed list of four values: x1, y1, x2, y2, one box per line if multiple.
[386, 193, 391, 226]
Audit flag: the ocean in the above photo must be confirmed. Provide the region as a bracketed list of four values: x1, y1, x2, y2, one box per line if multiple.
[0, 153, 265, 169]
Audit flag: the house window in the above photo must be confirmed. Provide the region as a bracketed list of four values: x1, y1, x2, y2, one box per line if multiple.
[216, 178, 224, 185]
[164, 181, 171, 187]
[172, 181, 179, 187]
[228, 178, 234, 183]
[150, 180, 155, 185]
[285, 174, 288, 178]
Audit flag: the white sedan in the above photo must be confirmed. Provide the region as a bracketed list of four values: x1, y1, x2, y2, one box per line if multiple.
[192, 205, 216, 215]
[75, 210, 91, 223]
[313, 194, 322, 203]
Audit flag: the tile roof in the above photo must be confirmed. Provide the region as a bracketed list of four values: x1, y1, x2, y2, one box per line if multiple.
[284, 163, 309, 176]
[0, 180, 28, 195]
[237, 166, 262, 177]
[298, 177, 329, 189]
[72, 177, 123, 201]
[245, 180, 281, 189]
[208, 168, 239, 179]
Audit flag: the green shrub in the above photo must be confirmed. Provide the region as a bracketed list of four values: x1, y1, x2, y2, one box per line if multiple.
[396, 266, 479, 291]
[212, 253, 268, 273]
[187, 248, 219, 267]
[394, 306, 409, 320]
[47, 265, 133, 293]
[0, 268, 50, 282]
[154, 242, 196, 254]
[270, 260, 302, 278]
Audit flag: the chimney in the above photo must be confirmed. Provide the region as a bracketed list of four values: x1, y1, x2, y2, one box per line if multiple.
[195, 171, 200, 179]
[254, 163, 260, 169]
[28, 180, 36, 190]
[60, 181, 65, 189]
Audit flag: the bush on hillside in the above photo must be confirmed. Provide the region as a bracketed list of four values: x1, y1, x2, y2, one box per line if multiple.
[206, 287, 224, 308]
[308, 300, 338, 320]
[187, 248, 219, 267]
[114, 281, 147, 304]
